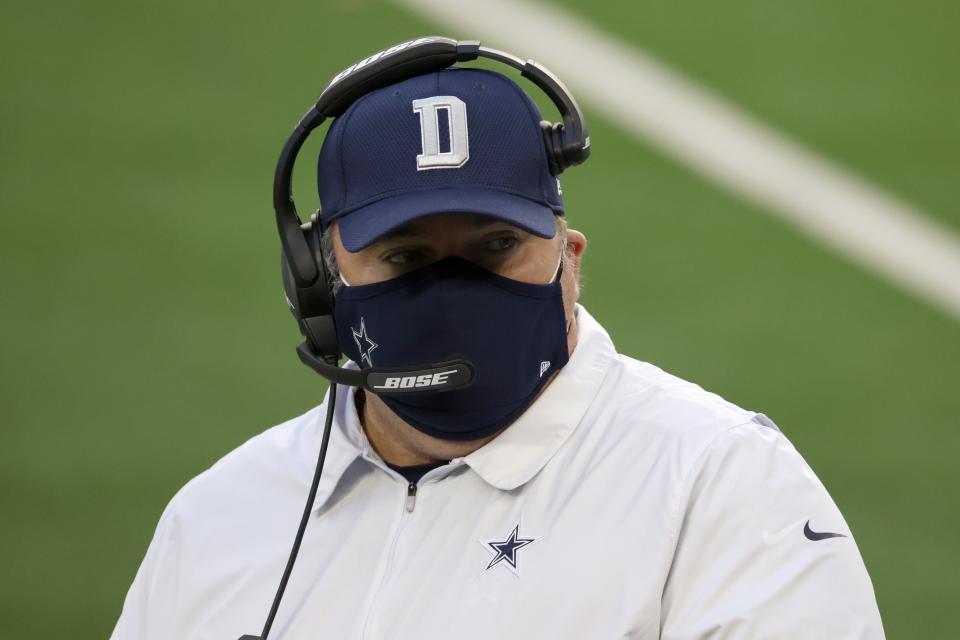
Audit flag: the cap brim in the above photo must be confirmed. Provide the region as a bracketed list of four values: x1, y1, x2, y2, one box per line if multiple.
[332, 188, 560, 252]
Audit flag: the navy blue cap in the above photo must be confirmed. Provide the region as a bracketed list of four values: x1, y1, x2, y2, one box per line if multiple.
[318, 68, 563, 252]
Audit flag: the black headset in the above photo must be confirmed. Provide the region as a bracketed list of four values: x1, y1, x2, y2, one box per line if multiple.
[242, 36, 590, 640]
[276, 36, 590, 390]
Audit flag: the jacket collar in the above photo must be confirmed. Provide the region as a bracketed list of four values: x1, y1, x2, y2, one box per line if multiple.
[309, 304, 616, 508]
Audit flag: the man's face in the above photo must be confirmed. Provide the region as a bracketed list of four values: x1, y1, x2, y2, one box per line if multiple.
[331, 213, 585, 326]
[330, 212, 587, 460]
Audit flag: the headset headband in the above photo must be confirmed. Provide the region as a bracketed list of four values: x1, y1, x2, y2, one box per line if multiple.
[274, 36, 590, 289]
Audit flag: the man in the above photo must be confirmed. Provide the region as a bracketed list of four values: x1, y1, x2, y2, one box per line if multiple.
[113, 40, 884, 639]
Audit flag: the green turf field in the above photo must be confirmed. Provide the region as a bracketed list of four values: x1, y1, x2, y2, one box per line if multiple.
[1, 0, 957, 636]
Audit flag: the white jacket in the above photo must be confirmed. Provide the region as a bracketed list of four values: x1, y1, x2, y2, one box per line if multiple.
[112, 305, 884, 639]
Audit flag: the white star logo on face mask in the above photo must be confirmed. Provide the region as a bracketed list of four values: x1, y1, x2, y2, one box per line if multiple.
[351, 317, 379, 366]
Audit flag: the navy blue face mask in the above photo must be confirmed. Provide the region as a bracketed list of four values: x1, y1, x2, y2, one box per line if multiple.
[334, 256, 570, 441]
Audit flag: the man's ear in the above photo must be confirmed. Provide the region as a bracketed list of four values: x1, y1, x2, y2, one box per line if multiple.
[560, 229, 587, 303]
[566, 229, 587, 274]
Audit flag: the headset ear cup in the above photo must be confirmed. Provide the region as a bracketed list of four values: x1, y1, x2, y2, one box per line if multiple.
[304, 218, 341, 361]
[280, 238, 315, 346]
[279, 217, 341, 361]
[540, 120, 566, 175]
[541, 119, 590, 175]
[562, 125, 590, 168]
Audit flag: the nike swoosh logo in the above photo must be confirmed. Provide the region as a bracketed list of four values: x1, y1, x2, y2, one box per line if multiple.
[803, 520, 846, 541]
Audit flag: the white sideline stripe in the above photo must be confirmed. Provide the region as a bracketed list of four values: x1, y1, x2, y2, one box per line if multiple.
[395, 0, 960, 321]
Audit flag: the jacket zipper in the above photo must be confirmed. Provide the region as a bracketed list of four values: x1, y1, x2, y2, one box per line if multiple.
[360, 479, 419, 639]
[405, 481, 418, 512]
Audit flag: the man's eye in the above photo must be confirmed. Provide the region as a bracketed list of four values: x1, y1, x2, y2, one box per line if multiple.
[484, 236, 518, 252]
[384, 249, 427, 265]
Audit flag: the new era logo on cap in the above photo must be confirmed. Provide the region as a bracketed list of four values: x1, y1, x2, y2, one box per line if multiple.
[317, 68, 563, 252]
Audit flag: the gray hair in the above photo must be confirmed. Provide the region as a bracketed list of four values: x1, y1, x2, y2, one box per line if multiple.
[320, 216, 575, 296]
[320, 229, 344, 294]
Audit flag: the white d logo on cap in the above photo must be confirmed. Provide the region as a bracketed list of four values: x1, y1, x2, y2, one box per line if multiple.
[412, 96, 469, 170]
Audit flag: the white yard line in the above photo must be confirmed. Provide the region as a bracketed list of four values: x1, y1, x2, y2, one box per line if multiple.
[396, 0, 960, 321]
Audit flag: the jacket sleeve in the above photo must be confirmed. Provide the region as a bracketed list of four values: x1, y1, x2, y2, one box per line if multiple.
[110, 499, 181, 640]
[660, 421, 884, 639]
